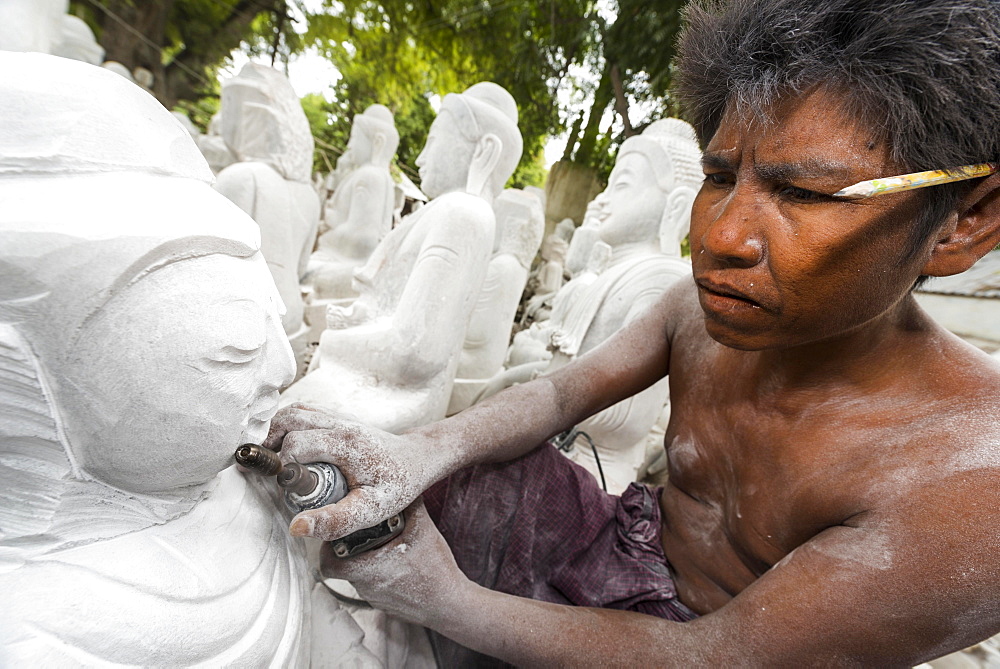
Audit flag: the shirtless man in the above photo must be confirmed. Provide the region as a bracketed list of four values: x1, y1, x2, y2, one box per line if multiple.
[265, 0, 1000, 664]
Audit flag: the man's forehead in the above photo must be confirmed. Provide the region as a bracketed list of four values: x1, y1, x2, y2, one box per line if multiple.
[705, 89, 892, 177]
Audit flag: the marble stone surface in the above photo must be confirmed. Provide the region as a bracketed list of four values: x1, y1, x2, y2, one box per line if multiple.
[213, 63, 321, 377]
[281, 82, 523, 433]
[0, 53, 385, 666]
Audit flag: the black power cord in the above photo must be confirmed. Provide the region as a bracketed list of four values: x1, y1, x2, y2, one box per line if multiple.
[552, 427, 607, 492]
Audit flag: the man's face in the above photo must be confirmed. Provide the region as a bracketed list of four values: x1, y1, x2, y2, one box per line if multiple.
[690, 87, 932, 350]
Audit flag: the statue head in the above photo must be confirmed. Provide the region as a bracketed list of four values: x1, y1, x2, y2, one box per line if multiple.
[0, 54, 295, 509]
[597, 118, 702, 255]
[220, 63, 314, 183]
[339, 104, 399, 173]
[416, 82, 523, 200]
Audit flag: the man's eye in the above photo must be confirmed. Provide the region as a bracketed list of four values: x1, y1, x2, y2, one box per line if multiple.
[703, 173, 733, 187]
[779, 185, 827, 203]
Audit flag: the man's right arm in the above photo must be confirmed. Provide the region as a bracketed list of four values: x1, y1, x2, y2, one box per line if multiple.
[264, 280, 688, 540]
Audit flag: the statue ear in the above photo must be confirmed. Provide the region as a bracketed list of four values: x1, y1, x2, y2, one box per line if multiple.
[659, 186, 695, 255]
[466, 133, 502, 198]
[371, 133, 386, 164]
[922, 173, 1000, 276]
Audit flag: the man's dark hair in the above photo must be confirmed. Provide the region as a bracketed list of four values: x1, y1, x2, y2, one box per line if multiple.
[675, 0, 1000, 264]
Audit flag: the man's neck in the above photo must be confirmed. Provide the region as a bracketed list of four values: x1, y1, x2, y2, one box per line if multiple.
[744, 294, 933, 397]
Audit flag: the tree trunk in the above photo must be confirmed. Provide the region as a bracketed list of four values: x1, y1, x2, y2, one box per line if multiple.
[609, 63, 634, 138]
[573, 66, 613, 166]
[95, 0, 174, 100]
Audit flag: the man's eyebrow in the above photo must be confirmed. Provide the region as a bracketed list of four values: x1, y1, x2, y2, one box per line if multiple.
[755, 159, 857, 184]
[701, 153, 737, 171]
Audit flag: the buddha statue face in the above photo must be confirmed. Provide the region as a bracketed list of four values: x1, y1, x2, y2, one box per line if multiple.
[0, 53, 297, 499]
[415, 109, 476, 200]
[597, 152, 671, 247]
[56, 250, 295, 494]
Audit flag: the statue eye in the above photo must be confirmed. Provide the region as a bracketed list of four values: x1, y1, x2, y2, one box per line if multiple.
[207, 344, 263, 365]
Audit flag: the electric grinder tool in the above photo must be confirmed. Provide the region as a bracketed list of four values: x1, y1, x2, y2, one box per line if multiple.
[234, 444, 404, 558]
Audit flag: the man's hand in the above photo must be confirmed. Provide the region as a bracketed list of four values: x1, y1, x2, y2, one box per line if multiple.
[262, 404, 444, 540]
[320, 498, 469, 626]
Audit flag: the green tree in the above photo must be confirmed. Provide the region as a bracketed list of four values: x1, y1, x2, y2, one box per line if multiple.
[68, 0, 295, 109]
[300, 0, 598, 188]
[564, 0, 688, 180]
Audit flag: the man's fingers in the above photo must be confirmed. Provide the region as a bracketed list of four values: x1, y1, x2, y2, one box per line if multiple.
[278, 429, 359, 472]
[289, 488, 384, 541]
[262, 404, 351, 451]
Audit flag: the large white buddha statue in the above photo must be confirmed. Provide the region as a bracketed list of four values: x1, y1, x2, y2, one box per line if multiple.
[281, 82, 523, 433]
[482, 118, 701, 493]
[305, 104, 399, 302]
[0, 53, 379, 666]
[214, 63, 321, 376]
[447, 188, 544, 414]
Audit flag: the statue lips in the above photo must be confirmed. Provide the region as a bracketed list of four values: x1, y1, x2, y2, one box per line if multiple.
[245, 390, 281, 443]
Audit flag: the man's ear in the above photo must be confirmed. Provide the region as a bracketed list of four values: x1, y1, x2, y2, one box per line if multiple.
[922, 172, 1000, 277]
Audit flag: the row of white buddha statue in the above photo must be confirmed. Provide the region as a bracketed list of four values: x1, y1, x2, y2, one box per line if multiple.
[479, 118, 702, 494]
[280, 82, 528, 432]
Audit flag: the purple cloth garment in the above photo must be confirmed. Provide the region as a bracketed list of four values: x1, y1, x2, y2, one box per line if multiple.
[423, 443, 696, 666]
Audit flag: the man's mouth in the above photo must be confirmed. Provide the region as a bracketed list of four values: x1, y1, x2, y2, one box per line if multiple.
[695, 277, 764, 310]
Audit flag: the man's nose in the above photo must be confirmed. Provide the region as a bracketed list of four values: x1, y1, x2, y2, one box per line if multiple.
[697, 189, 764, 268]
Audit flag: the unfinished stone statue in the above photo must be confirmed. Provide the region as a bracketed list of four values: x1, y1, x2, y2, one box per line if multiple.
[522, 220, 573, 326]
[305, 104, 399, 302]
[281, 82, 524, 432]
[0, 0, 104, 67]
[197, 112, 238, 174]
[214, 63, 321, 376]
[52, 14, 105, 65]
[509, 238, 611, 370]
[448, 188, 545, 414]
[483, 118, 701, 493]
[0, 0, 68, 53]
[565, 195, 604, 278]
[0, 52, 387, 666]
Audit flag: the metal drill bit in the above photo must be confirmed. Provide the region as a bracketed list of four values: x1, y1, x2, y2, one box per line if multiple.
[234, 443, 284, 476]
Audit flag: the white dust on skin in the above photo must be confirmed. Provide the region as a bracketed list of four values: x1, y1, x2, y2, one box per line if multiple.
[284, 420, 448, 538]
